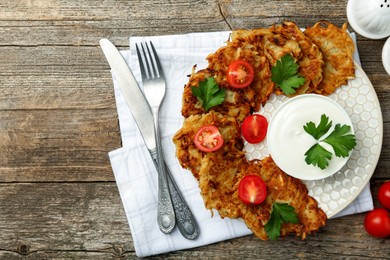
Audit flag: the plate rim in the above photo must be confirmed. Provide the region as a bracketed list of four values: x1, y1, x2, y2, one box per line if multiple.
[323, 62, 383, 217]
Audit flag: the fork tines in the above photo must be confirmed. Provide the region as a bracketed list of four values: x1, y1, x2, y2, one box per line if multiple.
[135, 41, 163, 80]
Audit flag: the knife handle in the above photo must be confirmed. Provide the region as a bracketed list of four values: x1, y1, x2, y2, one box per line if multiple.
[165, 164, 200, 240]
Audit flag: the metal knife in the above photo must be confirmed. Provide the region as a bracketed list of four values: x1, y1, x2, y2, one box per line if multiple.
[99, 38, 199, 240]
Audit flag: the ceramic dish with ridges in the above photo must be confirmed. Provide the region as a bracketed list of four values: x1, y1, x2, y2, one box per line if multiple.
[244, 62, 383, 217]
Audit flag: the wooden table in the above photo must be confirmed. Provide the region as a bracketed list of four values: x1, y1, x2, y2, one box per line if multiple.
[1, 1, 389, 259]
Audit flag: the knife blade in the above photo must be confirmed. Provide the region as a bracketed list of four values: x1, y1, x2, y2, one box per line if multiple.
[99, 38, 176, 234]
[99, 38, 156, 151]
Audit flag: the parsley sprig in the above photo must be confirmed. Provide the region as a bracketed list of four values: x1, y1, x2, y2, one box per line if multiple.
[304, 114, 357, 170]
[303, 114, 332, 140]
[191, 77, 226, 111]
[265, 202, 299, 240]
[271, 54, 305, 95]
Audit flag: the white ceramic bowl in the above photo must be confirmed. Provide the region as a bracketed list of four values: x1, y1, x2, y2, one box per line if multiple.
[267, 94, 354, 180]
[382, 37, 390, 75]
[347, 0, 390, 39]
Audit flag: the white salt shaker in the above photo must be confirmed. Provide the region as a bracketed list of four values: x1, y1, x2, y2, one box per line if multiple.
[347, 0, 390, 75]
[347, 0, 390, 39]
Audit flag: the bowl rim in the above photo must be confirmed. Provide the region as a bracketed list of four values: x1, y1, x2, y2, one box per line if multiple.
[267, 94, 355, 181]
[382, 37, 390, 75]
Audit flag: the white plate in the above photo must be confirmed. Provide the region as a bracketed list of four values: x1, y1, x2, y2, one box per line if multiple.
[245, 63, 383, 217]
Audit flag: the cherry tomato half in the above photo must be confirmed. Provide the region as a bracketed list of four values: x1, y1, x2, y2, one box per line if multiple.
[241, 114, 268, 144]
[364, 208, 390, 238]
[194, 125, 224, 152]
[226, 60, 255, 88]
[238, 175, 267, 205]
[378, 181, 390, 210]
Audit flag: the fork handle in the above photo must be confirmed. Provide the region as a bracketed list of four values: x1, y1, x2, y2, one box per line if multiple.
[150, 155, 200, 239]
[151, 109, 199, 239]
[165, 165, 200, 240]
[151, 112, 176, 234]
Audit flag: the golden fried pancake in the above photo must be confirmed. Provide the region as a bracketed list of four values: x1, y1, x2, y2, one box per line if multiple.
[271, 21, 324, 94]
[304, 21, 355, 95]
[230, 23, 324, 96]
[198, 156, 327, 240]
[207, 43, 274, 112]
[172, 111, 245, 179]
[181, 67, 253, 123]
[231, 27, 301, 64]
[198, 153, 243, 219]
[181, 34, 274, 122]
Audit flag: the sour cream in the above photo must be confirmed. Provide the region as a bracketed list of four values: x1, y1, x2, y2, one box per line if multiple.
[267, 94, 354, 180]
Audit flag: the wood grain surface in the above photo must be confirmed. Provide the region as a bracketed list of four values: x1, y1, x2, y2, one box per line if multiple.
[0, 0, 389, 259]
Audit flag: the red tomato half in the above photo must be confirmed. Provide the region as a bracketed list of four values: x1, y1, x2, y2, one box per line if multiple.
[227, 60, 255, 88]
[194, 125, 224, 152]
[238, 175, 267, 205]
[241, 114, 268, 144]
[364, 208, 390, 238]
[378, 181, 390, 210]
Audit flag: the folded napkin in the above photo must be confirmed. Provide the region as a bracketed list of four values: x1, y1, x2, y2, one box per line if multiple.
[108, 31, 373, 257]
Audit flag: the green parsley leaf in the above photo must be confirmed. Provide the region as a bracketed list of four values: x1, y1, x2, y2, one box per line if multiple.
[323, 124, 357, 158]
[304, 143, 333, 170]
[271, 54, 305, 95]
[191, 77, 226, 111]
[303, 114, 357, 170]
[265, 202, 299, 240]
[265, 208, 282, 240]
[303, 114, 332, 140]
[279, 75, 306, 95]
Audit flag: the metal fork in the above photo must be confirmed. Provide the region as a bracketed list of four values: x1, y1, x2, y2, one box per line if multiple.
[136, 42, 199, 240]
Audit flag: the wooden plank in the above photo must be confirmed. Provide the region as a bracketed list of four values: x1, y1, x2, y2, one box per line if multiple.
[0, 109, 120, 182]
[0, 183, 135, 259]
[0, 84, 116, 110]
[0, 0, 376, 48]
[0, 182, 388, 259]
[0, 1, 226, 47]
[0, 166, 115, 182]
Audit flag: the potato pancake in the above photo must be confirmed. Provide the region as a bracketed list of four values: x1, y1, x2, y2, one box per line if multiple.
[270, 21, 324, 94]
[207, 43, 274, 113]
[172, 111, 245, 180]
[181, 43, 273, 122]
[181, 67, 252, 123]
[231, 26, 301, 64]
[198, 156, 327, 240]
[304, 21, 355, 95]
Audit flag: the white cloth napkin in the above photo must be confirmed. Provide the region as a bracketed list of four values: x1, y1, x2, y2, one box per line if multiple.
[108, 31, 373, 257]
